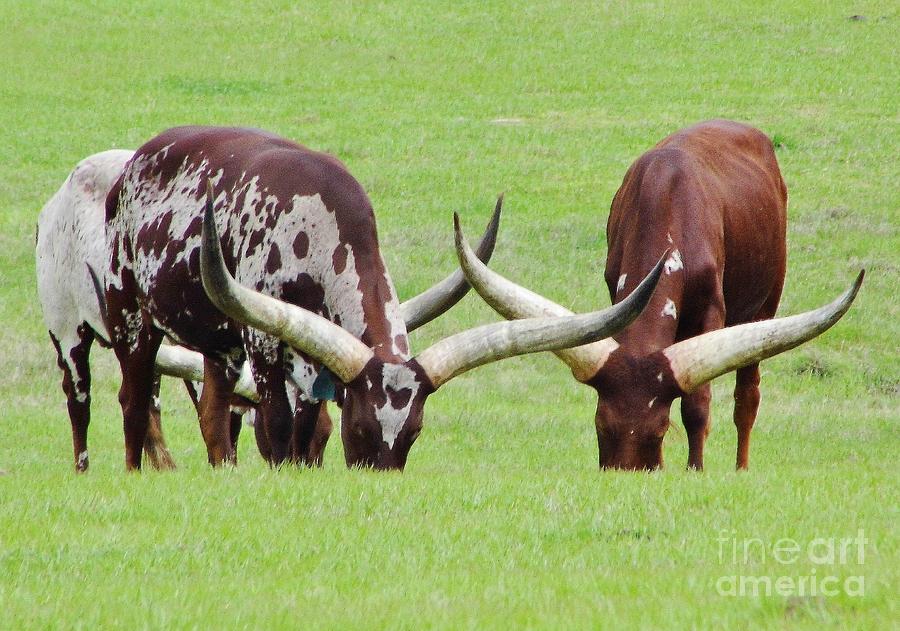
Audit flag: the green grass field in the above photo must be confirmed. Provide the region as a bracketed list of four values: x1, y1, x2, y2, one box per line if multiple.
[1, 2, 897, 628]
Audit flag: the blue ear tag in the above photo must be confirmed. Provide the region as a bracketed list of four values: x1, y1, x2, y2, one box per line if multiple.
[312, 368, 337, 401]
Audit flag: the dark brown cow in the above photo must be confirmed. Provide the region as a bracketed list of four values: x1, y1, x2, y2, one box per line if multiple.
[456, 119, 863, 470]
[105, 126, 665, 471]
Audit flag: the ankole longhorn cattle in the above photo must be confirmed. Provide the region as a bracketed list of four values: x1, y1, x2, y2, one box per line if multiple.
[38, 141, 501, 472]
[36, 149, 270, 472]
[104, 126, 665, 471]
[455, 119, 863, 471]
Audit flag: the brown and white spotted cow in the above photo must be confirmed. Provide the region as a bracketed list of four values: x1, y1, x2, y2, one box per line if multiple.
[104, 126, 666, 471]
[455, 120, 863, 471]
[36, 149, 266, 472]
[37, 145, 502, 472]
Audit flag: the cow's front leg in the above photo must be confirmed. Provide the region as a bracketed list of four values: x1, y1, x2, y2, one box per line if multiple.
[679, 297, 724, 471]
[681, 385, 711, 470]
[291, 400, 332, 466]
[229, 408, 245, 464]
[252, 408, 272, 462]
[197, 358, 239, 466]
[258, 378, 294, 467]
[733, 364, 761, 470]
[247, 341, 294, 467]
[182, 378, 242, 464]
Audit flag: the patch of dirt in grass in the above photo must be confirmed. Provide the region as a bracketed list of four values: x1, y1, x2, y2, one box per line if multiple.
[489, 117, 525, 126]
[865, 374, 899, 397]
[794, 356, 832, 378]
[784, 595, 829, 620]
[790, 207, 897, 237]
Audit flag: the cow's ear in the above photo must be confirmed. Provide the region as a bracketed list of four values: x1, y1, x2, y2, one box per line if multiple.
[312, 368, 338, 401]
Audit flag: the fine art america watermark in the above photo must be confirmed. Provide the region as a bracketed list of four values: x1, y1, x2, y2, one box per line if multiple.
[715, 529, 867, 598]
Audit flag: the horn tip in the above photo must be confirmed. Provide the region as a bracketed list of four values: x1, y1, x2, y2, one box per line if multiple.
[651, 248, 670, 277]
[488, 197, 502, 232]
[453, 212, 474, 261]
[202, 192, 216, 237]
[200, 189, 224, 294]
[846, 269, 865, 303]
[490, 196, 503, 224]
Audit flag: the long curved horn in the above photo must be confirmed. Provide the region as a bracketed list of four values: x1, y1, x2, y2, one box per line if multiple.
[416, 249, 666, 388]
[199, 182, 374, 384]
[664, 271, 865, 394]
[400, 195, 502, 332]
[154, 345, 260, 403]
[453, 213, 636, 381]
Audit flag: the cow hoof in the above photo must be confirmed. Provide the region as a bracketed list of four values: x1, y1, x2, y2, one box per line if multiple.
[75, 450, 89, 473]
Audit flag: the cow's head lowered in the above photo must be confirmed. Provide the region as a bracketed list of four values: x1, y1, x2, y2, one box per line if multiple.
[200, 195, 668, 470]
[454, 217, 864, 470]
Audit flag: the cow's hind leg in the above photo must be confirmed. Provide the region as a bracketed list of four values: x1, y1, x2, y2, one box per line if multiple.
[143, 375, 176, 470]
[50, 324, 94, 472]
[734, 365, 761, 470]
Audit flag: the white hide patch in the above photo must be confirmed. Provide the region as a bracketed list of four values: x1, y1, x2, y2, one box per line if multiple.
[248, 193, 367, 337]
[648, 397, 657, 408]
[77, 450, 89, 468]
[36, 150, 135, 356]
[286, 355, 318, 403]
[375, 364, 420, 449]
[664, 249, 683, 274]
[666, 232, 674, 244]
[661, 299, 677, 319]
[616, 274, 627, 293]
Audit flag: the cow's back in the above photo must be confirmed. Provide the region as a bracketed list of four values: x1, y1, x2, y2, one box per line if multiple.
[37, 149, 134, 339]
[606, 120, 787, 346]
[107, 126, 407, 364]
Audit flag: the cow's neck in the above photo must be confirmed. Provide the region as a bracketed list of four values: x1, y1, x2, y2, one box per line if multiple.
[611, 228, 685, 355]
[349, 249, 411, 362]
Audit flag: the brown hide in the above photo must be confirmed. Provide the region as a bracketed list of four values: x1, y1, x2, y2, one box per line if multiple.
[596, 120, 787, 469]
